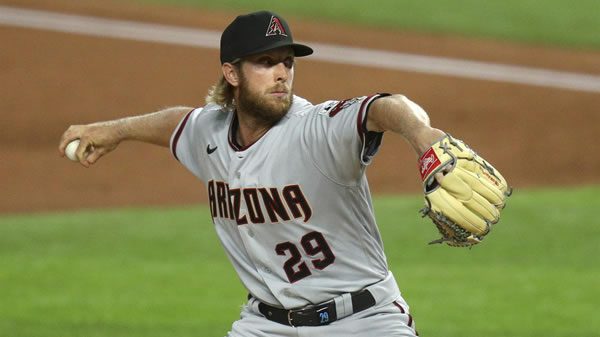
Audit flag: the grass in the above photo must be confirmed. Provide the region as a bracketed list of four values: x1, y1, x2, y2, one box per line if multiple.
[0, 209, 244, 336]
[376, 186, 600, 336]
[131, 0, 600, 49]
[1, 186, 599, 336]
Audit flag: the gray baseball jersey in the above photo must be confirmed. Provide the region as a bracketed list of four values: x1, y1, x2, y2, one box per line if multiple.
[170, 94, 393, 309]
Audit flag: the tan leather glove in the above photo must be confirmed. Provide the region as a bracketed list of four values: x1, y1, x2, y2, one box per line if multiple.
[418, 134, 512, 247]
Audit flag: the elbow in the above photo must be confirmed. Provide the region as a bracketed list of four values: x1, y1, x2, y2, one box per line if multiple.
[386, 94, 431, 126]
[402, 95, 430, 126]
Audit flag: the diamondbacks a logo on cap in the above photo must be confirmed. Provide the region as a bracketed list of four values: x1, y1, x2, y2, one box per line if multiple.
[265, 15, 287, 37]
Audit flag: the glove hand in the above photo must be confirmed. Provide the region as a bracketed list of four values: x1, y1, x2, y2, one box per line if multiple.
[418, 134, 511, 247]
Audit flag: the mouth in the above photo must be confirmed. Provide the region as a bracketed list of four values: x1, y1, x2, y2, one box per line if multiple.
[269, 86, 290, 98]
[270, 91, 289, 98]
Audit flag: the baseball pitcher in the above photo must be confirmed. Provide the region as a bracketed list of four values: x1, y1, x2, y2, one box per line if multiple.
[59, 10, 510, 337]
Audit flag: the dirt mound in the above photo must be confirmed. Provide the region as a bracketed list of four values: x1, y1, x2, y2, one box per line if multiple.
[2, 0, 599, 213]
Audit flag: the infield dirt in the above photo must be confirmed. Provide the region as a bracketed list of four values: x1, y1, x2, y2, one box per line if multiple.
[2, 0, 599, 213]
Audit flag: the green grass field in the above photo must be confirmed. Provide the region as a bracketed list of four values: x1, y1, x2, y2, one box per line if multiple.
[133, 0, 600, 49]
[1, 186, 599, 336]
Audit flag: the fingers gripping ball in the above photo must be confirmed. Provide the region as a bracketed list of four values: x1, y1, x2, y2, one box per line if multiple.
[65, 139, 81, 162]
[418, 134, 512, 247]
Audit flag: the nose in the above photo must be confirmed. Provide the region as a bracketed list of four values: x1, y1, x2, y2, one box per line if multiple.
[274, 62, 289, 83]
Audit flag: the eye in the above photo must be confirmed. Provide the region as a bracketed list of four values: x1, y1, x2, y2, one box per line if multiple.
[255, 56, 294, 68]
[283, 57, 295, 69]
[256, 57, 273, 66]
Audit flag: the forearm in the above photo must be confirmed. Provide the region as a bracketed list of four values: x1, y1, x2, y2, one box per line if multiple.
[367, 95, 444, 154]
[116, 106, 192, 147]
[59, 106, 193, 167]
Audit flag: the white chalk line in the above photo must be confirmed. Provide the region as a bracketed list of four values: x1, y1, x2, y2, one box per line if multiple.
[1, 5, 599, 93]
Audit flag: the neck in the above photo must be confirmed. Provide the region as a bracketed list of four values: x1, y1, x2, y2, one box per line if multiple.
[235, 110, 274, 147]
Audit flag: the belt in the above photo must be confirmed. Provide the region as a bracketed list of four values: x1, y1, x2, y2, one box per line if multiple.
[253, 289, 376, 327]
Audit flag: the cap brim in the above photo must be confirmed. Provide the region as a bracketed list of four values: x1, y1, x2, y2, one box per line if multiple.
[231, 41, 313, 63]
[291, 43, 313, 57]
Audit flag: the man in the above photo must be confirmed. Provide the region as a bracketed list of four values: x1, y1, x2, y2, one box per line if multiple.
[59, 10, 445, 336]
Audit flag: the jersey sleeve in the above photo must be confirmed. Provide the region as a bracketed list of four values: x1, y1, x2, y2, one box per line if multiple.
[307, 93, 389, 185]
[170, 107, 205, 180]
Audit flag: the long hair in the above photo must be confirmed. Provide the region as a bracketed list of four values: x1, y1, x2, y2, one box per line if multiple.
[205, 62, 241, 109]
[205, 76, 235, 109]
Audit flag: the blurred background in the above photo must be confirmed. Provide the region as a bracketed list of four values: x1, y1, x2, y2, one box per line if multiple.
[1, 1, 599, 336]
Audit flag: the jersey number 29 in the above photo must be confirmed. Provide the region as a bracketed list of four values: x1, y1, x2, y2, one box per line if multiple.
[275, 231, 335, 283]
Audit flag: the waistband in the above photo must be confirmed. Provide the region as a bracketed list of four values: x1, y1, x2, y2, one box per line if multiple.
[250, 272, 400, 327]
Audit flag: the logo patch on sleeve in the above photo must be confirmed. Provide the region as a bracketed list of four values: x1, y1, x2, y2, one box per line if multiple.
[326, 97, 361, 117]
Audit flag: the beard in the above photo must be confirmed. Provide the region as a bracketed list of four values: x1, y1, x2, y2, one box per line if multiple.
[236, 75, 293, 125]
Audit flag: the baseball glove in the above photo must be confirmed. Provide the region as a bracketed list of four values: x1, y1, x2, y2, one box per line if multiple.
[418, 134, 511, 247]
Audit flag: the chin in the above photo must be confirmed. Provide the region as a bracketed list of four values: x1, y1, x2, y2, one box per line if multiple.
[267, 95, 292, 113]
[274, 100, 292, 115]
[266, 104, 290, 121]
[237, 88, 293, 124]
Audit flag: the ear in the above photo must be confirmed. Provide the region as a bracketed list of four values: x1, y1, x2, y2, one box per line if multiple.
[222, 63, 240, 87]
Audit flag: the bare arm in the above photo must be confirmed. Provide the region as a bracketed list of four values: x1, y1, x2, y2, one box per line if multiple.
[58, 106, 192, 167]
[366, 94, 444, 155]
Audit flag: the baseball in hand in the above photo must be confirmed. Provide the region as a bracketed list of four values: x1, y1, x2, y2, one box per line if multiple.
[65, 139, 81, 161]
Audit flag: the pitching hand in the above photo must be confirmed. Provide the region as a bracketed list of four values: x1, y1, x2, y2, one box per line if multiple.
[58, 122, 123, 167]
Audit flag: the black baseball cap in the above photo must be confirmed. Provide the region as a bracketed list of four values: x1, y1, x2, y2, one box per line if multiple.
[220, 11, 313, 64]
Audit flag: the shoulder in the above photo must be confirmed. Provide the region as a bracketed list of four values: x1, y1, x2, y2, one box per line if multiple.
[193, 102, 227, 116]
[189, 103, 232, 126]
[291, 95, 385, 120]
[286, 96, 315, 117]
[286, 96, 349, 119]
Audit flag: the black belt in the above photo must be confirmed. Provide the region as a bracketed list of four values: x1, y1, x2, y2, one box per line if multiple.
[252, 289, 376, 327]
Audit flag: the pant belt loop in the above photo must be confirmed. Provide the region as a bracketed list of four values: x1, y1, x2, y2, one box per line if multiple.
[334, 292, 353, 319]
